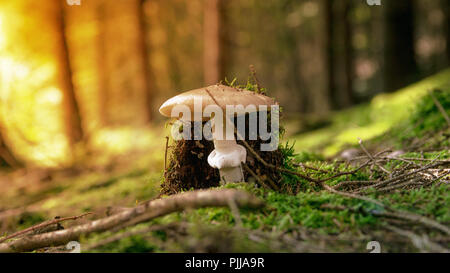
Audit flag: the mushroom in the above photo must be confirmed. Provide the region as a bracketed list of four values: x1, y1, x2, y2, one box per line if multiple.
[159, 84, 275, 184]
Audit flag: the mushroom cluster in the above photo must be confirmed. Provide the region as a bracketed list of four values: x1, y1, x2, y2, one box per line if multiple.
[159, 84, 277, 186]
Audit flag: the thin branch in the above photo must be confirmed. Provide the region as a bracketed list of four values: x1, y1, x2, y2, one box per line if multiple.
[164, 135, 169, 174]
[428, 90, 450, 127]
[358, 138, 390, 174]
[0, 189, 263, 253]
[385, 224, 449, 253]
[322, 184, 385, 208]
[0, 212, 92, 244]
[242, 164, 272, 190]
[374, 210, 450, 236]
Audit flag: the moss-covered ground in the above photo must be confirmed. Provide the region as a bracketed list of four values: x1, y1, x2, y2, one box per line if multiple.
[0, 69, 449, 253]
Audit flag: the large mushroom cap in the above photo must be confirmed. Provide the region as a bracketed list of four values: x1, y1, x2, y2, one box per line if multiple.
[159, 84, 276, 119]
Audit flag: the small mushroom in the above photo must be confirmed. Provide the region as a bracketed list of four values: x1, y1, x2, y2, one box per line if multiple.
[159, 84, 275, 184]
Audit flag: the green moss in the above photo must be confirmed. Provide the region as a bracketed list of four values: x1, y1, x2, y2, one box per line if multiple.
[380, 185, 450, 223]
[16, 212, 46, 229]
[289, 68, 450, 156]
[397, 89, 450, 141]
[94, 235, 157, 253]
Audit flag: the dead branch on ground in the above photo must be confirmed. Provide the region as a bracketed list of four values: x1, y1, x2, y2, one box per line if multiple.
[0, 189, 264, 253]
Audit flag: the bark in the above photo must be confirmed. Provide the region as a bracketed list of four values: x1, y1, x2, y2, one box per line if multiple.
[343, 0, 354, 106]
[324, 0, 336, 109]
[384, 0, 418, 92]
[96, 0, 109, 127]
[0, 131, 21, 168]
[331, 0, 354, 108]
[55, 0, 83, 143]
[0, 189, 263, 253]
[203, 0, 224, 84]
[446, 0, 450, 64]
[136, 0, 153, 122]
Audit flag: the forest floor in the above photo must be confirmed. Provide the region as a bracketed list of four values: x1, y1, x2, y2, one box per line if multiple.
[0, 69, 449, 253]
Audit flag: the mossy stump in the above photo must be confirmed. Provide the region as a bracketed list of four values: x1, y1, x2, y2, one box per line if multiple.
[161, 119, 284, 195]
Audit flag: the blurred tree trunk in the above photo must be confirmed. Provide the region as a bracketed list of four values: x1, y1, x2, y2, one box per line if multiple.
[203, 0, 224, 84]
[343, 1, 354, 106]
[96, 0, 109, 127]
[324, 0, 336, 109]
[136, 0, 153, 122]
[446, 0, 450, 64]
[55, 0, 83, 144]
[384, 0, 418, 92]
[0, 130, 21, 168]
[330, 0, 354, 109]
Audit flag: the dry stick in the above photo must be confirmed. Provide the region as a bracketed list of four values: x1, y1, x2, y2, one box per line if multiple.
[333, 181, 375, 190]
[242, 164, 272, 190]
[375, 210, 450, 236]
[0, 189, 263, 253]
[385, 224, 449, 253]
[0, 212, 92, 244]
[358, 138, 390, 174]
[356, 160, 448, 193]
[242, 163, 280, 191]
[374, 178, 421, 194]
[293, 163, 330, 174]
[434, 172, 450, 186]
[373, 161, 448, 188]
[245, 133, 448, 234]
[322, 184, 385, 208]
[164, 135, 169, 174]
[227, 196, 243, 228]
[384, 157, 449, 163]
[428, 90, 450, 127]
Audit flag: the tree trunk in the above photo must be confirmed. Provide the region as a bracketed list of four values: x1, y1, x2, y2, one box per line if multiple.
[55, 0, 83, 144]
[331, 0, 354, 108]
[384, 0, 418, 92]
[136, 0, 153, 122]
[324, 0, 336, 109]
[343, 0, 354, 106]
[203, 0, 224, 85]
[0, 130, 21, 168]
[445, 0, 450, 65]
[96, 0, 109, 127]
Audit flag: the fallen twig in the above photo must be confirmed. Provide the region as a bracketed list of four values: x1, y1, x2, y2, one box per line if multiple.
[0, 212, 92, 244]
[385, 224, 449, 253]
[373, 210, 450, 236]
[164, 135, 169, 174]
[428, 90, 450, 127]
[0, 189, 264, 253]
[242, 164, 272, 190]
[358, 138, 390, 174]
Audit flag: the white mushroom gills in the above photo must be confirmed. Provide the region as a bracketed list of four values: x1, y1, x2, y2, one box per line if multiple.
[207, 117, 246, 183]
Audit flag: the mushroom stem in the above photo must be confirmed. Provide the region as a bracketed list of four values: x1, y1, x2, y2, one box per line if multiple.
[207, 119, 246, 184]
[213, 139, 245, 183]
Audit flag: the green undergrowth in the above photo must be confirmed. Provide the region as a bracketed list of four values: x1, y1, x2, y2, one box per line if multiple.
[83, 71, 450, 252]
[3, 71, 449, 252]
[289, 68, 450, 156]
